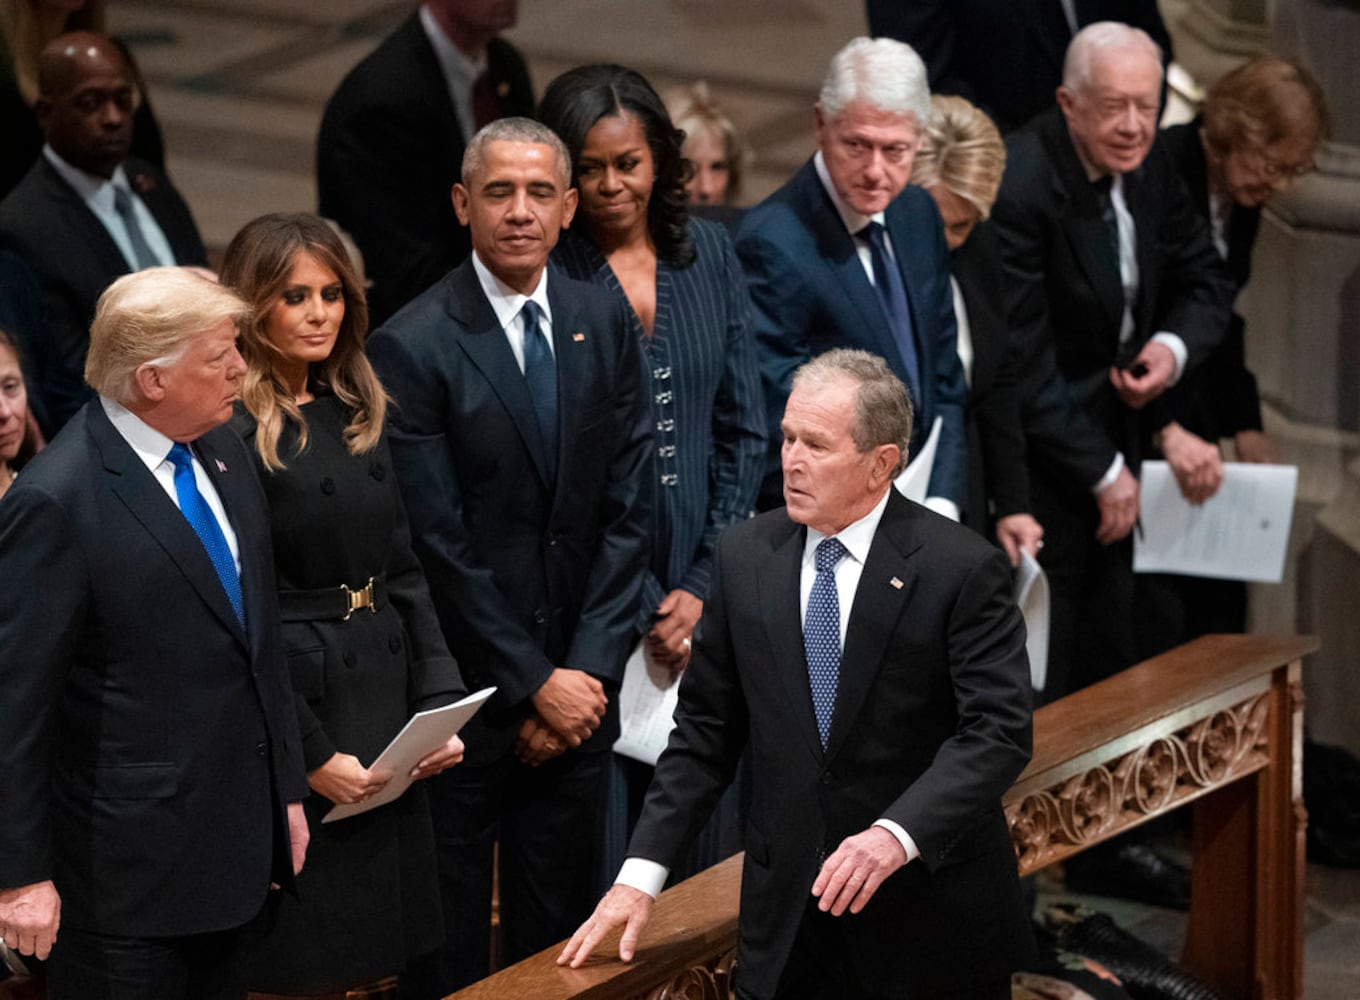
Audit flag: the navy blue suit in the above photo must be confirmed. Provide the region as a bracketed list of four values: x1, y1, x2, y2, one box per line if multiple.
[736, 161, 967, 512]
[0, 403, 306, 945]
[367, 259, 651, 990]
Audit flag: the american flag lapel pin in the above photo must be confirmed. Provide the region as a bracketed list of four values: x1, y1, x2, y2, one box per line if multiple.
[572, 332, 586, 343]
[889, 576, 904, 590]
[216, 459, 228, 473]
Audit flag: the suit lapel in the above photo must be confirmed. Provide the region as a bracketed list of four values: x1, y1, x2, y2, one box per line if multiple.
[825, 492, 922, 762]
[548, 275, 592, 493]
[1043, 115, 1125, 332]
[757, 518, 825, 765]
[885, 198, 938, 413]
[800, 166, 902, 367]
[446, 265, 555, 487]
[196, 430, 253, 649]
[42, 160, 130, 277]
[89, 406, 246, 644]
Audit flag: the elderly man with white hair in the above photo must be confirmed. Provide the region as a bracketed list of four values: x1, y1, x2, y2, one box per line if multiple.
[991, 21, 1233, 707]
[735, 36, 969, 523]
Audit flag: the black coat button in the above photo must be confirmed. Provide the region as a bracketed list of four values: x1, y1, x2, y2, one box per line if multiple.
[534, 610, 547, 625]
[820, 772, 833, 785]
[255, 741, 267, 758]
[320, 477, 336, 495]
[370, 462, 386, 481]
[389, 634, 402, 653]
[343, 650, 357, 669]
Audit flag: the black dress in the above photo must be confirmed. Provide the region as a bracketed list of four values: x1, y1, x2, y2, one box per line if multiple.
[234, 395, 465, 992]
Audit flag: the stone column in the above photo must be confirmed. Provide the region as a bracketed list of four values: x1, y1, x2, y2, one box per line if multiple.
[1241, 0, 1360, 755]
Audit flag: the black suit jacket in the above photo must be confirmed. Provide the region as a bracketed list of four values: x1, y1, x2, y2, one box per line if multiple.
[1160, 120, 1263, 441]
[866, 0, 1172, 132]
[951, 221, 1030, 526]
[736, 161, 967, 510]
[0, 156, 206, 435]
[991, 107, 1233, 490]
[630, 489, 1034, 998]
[0, 402, 306, 937]
[367, 261, 650, 752]
[316, 15, 533, 325]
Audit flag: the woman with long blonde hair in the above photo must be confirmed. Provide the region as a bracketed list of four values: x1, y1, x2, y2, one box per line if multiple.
[221, 212, 466, 997]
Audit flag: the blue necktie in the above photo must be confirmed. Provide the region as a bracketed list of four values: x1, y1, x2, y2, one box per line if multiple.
[860, 222, 922, 412]
[804, 537, 847, 748]
[168, 442, 244, 626]
[520, 300, 558, 483]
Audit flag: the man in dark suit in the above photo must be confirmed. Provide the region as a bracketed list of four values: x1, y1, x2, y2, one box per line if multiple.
[367, 117, 650, 992]
[560, 349, 1033, 999]
[0, 32, 206, 438]
[866, 0, 1171, 133]
[0, 268, 309, 999]
[317, 0, 534, 325]
[990, 22, 1233, 702]
[737, 37, 967, 520]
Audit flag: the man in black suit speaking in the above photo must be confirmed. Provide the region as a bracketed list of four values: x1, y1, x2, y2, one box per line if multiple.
[560, 350, 1033, 1000]
[368, 117, 650, 992]
[0, 268, 309, 999]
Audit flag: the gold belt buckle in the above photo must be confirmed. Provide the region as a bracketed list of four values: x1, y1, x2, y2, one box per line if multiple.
[341, 577, 376, 621]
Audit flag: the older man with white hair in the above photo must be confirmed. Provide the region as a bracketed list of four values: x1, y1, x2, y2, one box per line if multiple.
[736, 37, 968, 522]
[0, 267, 309, 999]
[990, 22, 1233, 707]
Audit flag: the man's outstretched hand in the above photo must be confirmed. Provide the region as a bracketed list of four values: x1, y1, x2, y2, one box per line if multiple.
[557, 884, 654, 968]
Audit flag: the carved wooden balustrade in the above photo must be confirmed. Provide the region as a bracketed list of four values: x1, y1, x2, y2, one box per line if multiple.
[449, 633, 1315, 1000]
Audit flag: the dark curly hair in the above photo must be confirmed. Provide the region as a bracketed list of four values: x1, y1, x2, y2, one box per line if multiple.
[538, 63, 695, 269]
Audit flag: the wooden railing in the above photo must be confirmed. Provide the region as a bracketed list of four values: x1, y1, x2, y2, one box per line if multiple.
[451, 633, 1316, 1000]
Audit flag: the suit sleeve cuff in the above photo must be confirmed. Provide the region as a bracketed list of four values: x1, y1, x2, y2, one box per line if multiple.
[922, 496, 961, 522]
[873, 819, 921, 864]
[1092, 452, 1125, 494]
[616, 857, 669, 899]
[1152, 332, 1188, 385]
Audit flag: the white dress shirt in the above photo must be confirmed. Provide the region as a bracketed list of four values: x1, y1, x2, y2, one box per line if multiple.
[470, 251, 554, 371]
[617, 490, 921, 900]
[43, 145, 175, 271]
[100, 397, 241, 575]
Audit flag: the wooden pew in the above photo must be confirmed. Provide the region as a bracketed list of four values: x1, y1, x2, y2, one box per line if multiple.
[450, 633, 1316, 1000]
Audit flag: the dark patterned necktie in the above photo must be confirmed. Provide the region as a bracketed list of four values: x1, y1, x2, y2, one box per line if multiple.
[804, 537, 848, 748]
[520, 301, 558, 483]
[859, 222, 921, 410]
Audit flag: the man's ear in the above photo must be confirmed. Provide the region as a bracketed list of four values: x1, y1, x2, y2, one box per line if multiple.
[451, 183, 470, 227]
[561, 187, 578, 230]
[869, 443, 901, 489]
[133, 363, 166, 403]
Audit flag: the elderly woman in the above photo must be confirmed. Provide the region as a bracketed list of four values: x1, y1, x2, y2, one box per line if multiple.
[538, 63, 765, 880]
[1137, 57, 1330, 649]
[220, 213, 466, 997]
[910, 95, 1043, 567]
[663, 80, 750, 208]
[0, 327, 42, 499]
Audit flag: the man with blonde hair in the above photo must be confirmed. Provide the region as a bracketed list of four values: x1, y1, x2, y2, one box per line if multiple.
[0, 267, 309, 999]
[737, 36, 968, 522]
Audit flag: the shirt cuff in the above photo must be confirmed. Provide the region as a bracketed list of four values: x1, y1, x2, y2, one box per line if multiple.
[922, 496, 961, 522]
[1152, 332, 1188, 385]
[616, 857, 669, 899]
[873, 819, 921, 864]
[1092, 452, 1125, 494]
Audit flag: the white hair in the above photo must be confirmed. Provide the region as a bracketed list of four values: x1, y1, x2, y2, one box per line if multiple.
[1062, 21, 1163, 95]
[819, 36, 930, 125]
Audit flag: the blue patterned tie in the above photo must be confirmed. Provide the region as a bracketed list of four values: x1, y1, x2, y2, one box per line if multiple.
[520, 300, 558, 483]
[804, 537, 848, 748]
[860, 222, 922, 412]
[168, 442, 244, 626]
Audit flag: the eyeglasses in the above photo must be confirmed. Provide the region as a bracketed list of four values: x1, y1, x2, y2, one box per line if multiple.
[1244, 148, 1314, 181]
